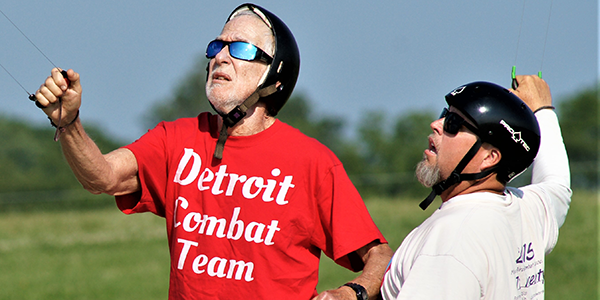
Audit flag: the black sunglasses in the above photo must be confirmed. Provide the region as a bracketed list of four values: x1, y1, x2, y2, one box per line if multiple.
[206, 39, 273, 64]
[439, 108, 478, 135]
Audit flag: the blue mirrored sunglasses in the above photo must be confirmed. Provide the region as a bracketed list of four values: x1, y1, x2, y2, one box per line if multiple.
[206, 40, 273, 64]
[439, 108, 478, 135]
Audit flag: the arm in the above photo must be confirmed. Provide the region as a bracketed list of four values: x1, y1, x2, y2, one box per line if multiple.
[510, 75, 571, 226]
[313, 241, 393, 300]
[34, 68, 140, 196]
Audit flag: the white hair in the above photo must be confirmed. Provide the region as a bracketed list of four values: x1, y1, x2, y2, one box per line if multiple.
[228, 9, 275, 56]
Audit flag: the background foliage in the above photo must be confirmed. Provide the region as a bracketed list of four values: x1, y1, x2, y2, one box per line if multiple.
[0, 57, 596, 208]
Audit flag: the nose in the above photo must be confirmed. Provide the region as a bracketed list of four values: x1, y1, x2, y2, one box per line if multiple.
[431, 117, 444, 134]
[214, 44, 232, 64]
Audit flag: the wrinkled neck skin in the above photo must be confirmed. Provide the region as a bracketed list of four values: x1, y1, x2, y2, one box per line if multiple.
[440, 173, 506, 202]
[217, 103, 276, 137]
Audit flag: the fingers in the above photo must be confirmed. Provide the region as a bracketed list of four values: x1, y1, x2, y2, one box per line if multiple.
[509, 75, 544, 93]
[34, 68, 81, 109]
[54, 68, 70, 90]
[65, 68, 81, 90]
[33, 72, 62, 108]
[509, 74, 552, 111]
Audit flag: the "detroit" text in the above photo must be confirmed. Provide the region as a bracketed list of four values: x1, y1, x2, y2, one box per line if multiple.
[173, 148, 295, 205]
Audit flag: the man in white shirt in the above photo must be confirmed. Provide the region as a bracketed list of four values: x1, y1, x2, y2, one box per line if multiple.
[381, 75, 571, 300]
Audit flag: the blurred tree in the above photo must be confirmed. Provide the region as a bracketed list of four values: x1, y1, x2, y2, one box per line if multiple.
[143, 55, 213, 129]
[3, 56, 594, 209]
[277, 93, 348, 154]
[0, 116, 121, 193]
[351, 110, 434, 197]
[389, 111, 436, 196]
[557, 84, 598, 189]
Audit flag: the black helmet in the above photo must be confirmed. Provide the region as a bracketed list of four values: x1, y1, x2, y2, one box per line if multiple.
[445, 81, 541, 182]
[227, 3, 300, 116]
[208, 3, 300, 160]
[420, 81, 540, 210]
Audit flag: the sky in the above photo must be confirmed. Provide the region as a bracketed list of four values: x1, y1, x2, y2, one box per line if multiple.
[0, 0, 597, 143]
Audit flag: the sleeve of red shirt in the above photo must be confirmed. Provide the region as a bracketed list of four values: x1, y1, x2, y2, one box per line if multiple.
[312, 162, 387, 272]
[115, 122, 169, 217]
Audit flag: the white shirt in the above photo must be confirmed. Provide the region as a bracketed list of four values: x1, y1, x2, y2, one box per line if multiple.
[381, 110, 571, 300]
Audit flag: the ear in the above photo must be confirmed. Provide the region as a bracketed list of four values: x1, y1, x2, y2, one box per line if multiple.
[480, 145, 502, 171]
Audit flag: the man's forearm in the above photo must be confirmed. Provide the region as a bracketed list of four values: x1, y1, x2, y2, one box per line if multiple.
[351, 243, 394, 299]
[58, 120, 139, 196]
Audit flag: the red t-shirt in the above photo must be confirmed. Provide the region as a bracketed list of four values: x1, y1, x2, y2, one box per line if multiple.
[116, 112, 386, 299]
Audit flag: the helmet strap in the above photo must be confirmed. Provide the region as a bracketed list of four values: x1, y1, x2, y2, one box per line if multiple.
[419, 138, 486, 210]
[211, 83, 279, 160]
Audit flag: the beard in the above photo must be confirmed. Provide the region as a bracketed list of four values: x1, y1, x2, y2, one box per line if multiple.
[415, 158, 442, 188]
[206, 86, 240, 114]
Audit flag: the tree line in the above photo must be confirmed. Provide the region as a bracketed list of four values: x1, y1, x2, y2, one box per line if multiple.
[0, 57, 596, 204]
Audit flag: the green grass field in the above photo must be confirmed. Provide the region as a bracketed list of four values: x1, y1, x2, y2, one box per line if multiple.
[0, 191, 596, 299]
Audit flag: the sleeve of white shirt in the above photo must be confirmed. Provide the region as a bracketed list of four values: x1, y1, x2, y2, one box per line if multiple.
[530, 110, 572, 225]
[525, 109, 572, 253]
[393, 255, 481, 300]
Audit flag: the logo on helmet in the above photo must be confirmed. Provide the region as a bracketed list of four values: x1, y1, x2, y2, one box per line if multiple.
[450, 86, 467, 96]
[499, 120, 530, 151]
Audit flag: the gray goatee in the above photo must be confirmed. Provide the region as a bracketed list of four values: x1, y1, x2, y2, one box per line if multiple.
[415, 159, 442, 188]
